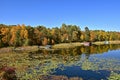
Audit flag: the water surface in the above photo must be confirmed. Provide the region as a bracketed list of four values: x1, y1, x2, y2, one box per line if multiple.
[0, 44, 120, 80]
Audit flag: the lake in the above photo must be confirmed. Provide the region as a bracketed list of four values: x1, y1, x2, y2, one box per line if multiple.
[0, 44, 120, 80]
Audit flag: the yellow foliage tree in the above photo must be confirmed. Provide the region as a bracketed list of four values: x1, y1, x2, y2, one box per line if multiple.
[42, 37, 48, 45]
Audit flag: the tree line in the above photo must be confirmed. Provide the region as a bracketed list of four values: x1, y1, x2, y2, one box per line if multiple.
[0, 23, 120, 48]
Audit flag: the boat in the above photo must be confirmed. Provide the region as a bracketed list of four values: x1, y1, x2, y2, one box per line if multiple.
[83, 42, 92, 46]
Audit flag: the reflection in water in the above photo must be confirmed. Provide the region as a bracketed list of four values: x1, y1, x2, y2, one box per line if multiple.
[0, 44, 120, 79]
[53, 66, 110, 80]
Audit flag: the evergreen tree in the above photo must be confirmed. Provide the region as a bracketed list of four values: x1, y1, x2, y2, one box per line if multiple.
[85, 27, 90, 42]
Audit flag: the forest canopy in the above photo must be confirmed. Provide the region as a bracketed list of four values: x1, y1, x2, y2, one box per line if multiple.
[0, 24, 120, 48]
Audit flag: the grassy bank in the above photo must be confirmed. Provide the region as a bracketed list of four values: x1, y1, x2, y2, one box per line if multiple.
[52, 41, 120, 49]
[52, 42, 83, 49]
[0, 46, 38, 53]
[0, 41, 120, 53]
[92, 41, 120, 45]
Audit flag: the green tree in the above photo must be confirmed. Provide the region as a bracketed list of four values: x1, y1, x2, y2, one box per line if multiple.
[85, 27, 90, 42]
[26, 26, 34, 45]
[14, 29, 21, 48]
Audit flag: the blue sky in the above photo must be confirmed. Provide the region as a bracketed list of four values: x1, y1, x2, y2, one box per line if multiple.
[0, 0, 120, 31]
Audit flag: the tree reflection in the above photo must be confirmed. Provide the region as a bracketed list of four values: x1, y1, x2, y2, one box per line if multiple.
[0, 44, 120, 79]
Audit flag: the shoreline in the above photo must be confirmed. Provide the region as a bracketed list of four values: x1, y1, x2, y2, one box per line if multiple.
[0, 41, 120, 53]
[52, 41, 120, 49]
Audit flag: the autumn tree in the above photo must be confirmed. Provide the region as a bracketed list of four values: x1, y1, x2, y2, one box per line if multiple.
[21, 24, 29, 46]
[33, 28, 42, 45]
[90, 31, 96, 42]
[50, 28, 60, 44]
[0, 27, 10, 46]
[60, 23, 67, 42]
[0, 23, 120, 48]
[42, 37, 48, 45]
[60, 24, 81, 42]
[10, 26, 19, 47]
[80, 31, 85, 42]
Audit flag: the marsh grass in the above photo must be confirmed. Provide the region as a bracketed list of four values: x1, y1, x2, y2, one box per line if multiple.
[52, 41, 120, 49]
[0, 43, 120, 79]
[52, 42, 83, 49]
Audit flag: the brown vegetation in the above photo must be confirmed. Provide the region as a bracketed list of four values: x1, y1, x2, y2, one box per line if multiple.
[39, 75, 83, 80]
